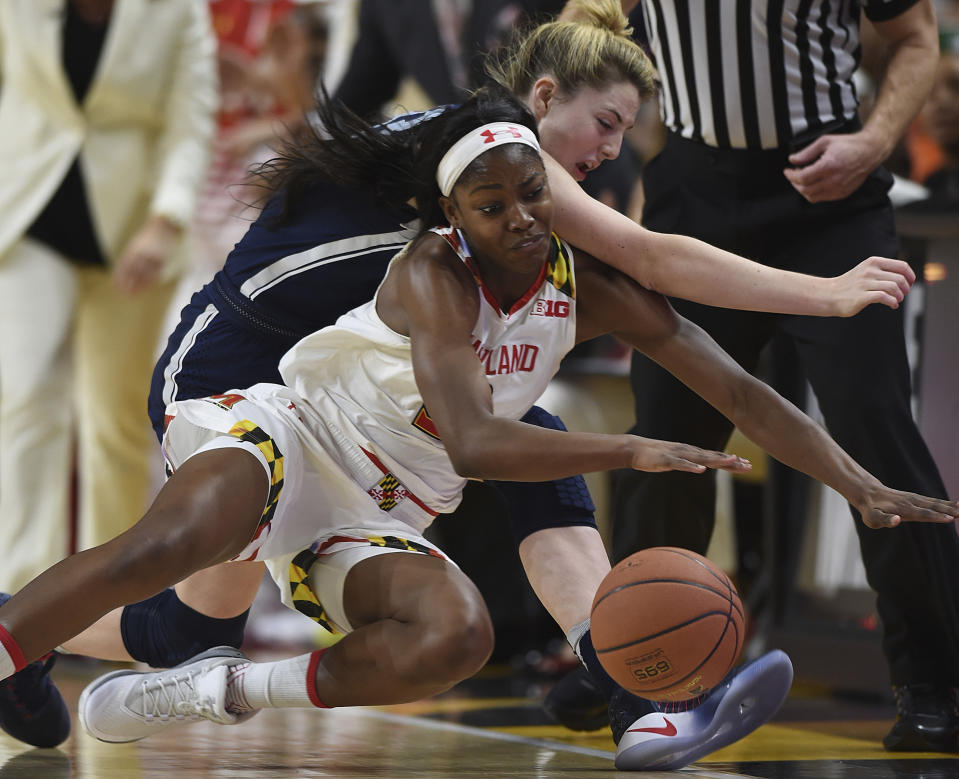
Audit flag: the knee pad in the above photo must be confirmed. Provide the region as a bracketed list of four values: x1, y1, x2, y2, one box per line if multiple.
[120, 589, 249, 668]
[492, 406, 597, 545]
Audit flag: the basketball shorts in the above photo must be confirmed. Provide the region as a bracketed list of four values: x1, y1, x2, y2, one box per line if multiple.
[161, 384, 454, 638]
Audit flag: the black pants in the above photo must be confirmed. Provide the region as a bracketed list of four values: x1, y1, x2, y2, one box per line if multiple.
[611, 131, 959, 688]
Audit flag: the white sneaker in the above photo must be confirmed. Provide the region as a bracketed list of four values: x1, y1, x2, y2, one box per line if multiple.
[615, 649, 794, 771]
[78, 647, 258, 743]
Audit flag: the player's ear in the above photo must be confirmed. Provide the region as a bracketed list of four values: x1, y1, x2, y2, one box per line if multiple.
[439, 195, 461, 228]
[529, 76, 558, 122]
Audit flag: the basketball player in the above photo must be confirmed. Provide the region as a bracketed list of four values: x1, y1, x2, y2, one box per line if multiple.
[0, 0, 921, 758]
[137, 0, 911, 687]
[1, 86, 956, 772]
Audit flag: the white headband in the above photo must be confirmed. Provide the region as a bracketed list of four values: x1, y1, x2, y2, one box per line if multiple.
[436, 122, 541, 197]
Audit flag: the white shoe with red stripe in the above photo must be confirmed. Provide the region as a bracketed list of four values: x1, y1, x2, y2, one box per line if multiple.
[615, 649, 794, 771]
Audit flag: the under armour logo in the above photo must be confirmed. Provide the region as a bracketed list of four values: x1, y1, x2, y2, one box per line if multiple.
[480, 126, 523, 144]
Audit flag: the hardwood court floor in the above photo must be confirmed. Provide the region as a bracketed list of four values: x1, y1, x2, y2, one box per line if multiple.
[1, 656, 957, 778]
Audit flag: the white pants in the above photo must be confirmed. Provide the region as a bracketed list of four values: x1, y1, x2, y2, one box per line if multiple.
[0, 237, 175, 591]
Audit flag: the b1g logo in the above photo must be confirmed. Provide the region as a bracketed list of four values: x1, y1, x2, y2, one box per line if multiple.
[530, 298, 569, 318]
[626, 648, 674, 681]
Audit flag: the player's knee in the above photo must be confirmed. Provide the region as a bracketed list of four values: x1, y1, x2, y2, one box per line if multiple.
[420, 595, 494, 684]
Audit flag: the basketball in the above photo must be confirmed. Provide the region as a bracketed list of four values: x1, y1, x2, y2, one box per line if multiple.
[590, 547, 745, 702]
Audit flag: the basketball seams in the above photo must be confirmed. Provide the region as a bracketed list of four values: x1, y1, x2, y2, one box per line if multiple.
[593, 610, 734, 653]
[594, 578, 745, 619]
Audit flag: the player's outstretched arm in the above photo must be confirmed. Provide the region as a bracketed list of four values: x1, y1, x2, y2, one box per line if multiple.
[385, 236, 749, 483]
[544, 151, 914, 317]
[855, 487, 959, 529]
[574, 253, 959, 529]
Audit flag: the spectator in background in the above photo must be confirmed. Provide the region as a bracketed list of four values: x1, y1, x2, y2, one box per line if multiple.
[333, 0, 566, 120]
[187, 0, 328, 289]
[919, 28, 959, 199]
[0, 0, 218, 597]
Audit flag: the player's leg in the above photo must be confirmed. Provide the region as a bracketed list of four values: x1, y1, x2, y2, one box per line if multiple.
[0, 446, 267, 670]
[0, 561, 257, 747]
[518, 525, 609, 636]
[78, 544, 494, 742]
[494, 414, 793, 771]
[59, 561, 264, 663]
[489, 408, 614, 731]
[314, 548, 494, 705]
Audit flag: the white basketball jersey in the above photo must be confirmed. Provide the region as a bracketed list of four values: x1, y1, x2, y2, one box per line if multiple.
[279, 227, 577, 524]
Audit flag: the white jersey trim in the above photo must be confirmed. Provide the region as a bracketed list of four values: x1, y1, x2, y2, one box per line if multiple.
[240, 226, 419, 300]
[161, 303, 219, 408]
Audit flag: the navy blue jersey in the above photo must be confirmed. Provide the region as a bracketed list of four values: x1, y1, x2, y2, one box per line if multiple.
[213, 182, 419, 338]
[150, 180, 419, 437]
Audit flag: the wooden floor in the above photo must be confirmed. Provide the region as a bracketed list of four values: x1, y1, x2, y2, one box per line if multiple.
[2, 654, 957, 778]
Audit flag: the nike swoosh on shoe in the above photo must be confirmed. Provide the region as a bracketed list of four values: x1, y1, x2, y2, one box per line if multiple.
[628, 717, 677, 737]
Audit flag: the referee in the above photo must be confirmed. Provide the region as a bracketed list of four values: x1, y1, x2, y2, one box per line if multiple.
[608, 0, 959, 753]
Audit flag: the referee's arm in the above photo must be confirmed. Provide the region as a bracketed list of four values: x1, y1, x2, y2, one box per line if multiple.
[784, 0, 940, 203]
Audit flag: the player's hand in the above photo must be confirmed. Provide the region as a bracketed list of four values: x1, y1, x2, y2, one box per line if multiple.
[826, 256, 916, 316]
[783, 131, 883, 203]
[855, 487, 959, 529]
[628, 437, 752, 474]
[113, 215, 181, 294]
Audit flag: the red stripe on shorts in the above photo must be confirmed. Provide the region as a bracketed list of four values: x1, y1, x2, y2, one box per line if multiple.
[359, 447, 439, 517]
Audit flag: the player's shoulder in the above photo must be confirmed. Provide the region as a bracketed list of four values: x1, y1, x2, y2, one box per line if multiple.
[392, 230, 474, 292]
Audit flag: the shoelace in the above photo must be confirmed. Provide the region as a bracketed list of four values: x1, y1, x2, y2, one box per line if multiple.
[140, 671, 217, 721]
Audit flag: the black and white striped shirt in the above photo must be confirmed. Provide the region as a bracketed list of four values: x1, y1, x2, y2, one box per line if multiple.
[640, 0, 921, 149]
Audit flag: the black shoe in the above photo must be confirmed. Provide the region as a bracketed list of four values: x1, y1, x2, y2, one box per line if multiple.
[883, 684, 959, 752]
[542, 665, 609, 731]
[0, 593, 71, 748]
[607, 686, 657, 745]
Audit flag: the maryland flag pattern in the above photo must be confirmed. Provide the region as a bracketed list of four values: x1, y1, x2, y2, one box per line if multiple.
[227, 420, 284, 534]
[368, 473, 409, 511]
[288, 535, 445, 629]
[544, 235, 575, 299]
[289, 548, 339, 634]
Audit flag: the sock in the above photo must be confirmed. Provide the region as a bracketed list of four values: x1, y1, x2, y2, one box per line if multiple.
[225, 650, 329, 713]
[0, 624, 26, 680]
[568, 619, 661, 740]
[567, 620, 620, 704]
[657, 691, 708, 713]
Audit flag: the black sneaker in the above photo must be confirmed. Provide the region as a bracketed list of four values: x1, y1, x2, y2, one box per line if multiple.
[542, 665, 610, 731]
[883, 684, 959, 752]
[608, 687, 657, 744]
[0, 593, 71, 748]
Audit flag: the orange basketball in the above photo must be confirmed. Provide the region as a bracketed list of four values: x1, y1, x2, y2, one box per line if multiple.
[590, 547, 744, 702]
